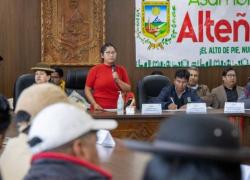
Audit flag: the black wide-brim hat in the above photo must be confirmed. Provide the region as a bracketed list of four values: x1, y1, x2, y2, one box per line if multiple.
[125, 114, 250, 163]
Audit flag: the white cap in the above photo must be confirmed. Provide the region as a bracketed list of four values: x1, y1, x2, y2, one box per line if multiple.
[28, 103, 118, 154]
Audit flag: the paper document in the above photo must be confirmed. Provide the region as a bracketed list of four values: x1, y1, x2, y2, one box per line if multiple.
[96, 130, 116, 147]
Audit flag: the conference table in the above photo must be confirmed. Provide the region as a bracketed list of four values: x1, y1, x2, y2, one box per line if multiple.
[5, 109, 250, 180]
[97, 140, 151, 180]
[90, 109, 250, 146]
[91, 109, 250, 179]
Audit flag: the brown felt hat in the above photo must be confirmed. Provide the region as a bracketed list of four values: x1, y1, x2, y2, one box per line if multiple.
[31, 63, 55, 73]
[15, 83, 69, 121]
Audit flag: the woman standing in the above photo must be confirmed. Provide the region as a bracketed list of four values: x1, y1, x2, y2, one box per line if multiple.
[85, 43, 131, 110]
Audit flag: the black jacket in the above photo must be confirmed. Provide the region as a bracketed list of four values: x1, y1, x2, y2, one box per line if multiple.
[149, 85, 202, 109]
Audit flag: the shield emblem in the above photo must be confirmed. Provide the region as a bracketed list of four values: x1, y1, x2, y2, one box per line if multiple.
[142, 1, 170, 41]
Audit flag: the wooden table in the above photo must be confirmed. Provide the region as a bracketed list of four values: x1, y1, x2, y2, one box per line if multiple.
[90, 109, 250, 146]
[5, 110, 250, 180]
[98, 140, 151, 180]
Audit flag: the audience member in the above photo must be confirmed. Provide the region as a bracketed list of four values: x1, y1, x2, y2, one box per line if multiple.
[151, 70, 163, 75]
[25, 103, 117, 180]
[211, 67, 243, 108]
[125, 114, 250, 180]
[0, 94, 11, 148]
[187, 67, 217, 106]
[85, 43, 131, 110]
[0, 84, 69, 180]
[51, 67, 65, 90]
[31, 63, 55, 84]
[238, 82, 250, 109]
[149, 69, 201, 109]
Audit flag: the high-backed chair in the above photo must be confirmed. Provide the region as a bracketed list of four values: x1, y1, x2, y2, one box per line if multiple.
[13, 74, 35, 109]
[65, 68, 89, 98]
[137, 75, 171, 109]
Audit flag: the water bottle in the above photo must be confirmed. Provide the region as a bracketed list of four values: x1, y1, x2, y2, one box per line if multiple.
[117, 91, 124, 115]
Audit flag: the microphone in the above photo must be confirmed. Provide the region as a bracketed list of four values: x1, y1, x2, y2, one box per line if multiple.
[125, 98, 133, 108]
[0, 56, 3, 61]
[112, 64, 116, 72]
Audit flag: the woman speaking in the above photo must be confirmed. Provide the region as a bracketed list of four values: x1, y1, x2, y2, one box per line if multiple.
[85, 43, 131, 111]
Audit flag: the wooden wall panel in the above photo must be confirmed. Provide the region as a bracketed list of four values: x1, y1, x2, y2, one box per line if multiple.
[0, 0, 249, 98]
[0, 0, 41, 97]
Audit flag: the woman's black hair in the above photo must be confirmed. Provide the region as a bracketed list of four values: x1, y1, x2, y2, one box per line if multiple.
[100, 42, 117, 54]
[100, 43, 117, 63]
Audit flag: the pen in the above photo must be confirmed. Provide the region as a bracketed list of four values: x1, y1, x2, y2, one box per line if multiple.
[170, 97, 175, 104]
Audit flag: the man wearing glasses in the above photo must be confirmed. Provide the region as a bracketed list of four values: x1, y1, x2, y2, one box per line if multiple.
[211, 67, 244, 108]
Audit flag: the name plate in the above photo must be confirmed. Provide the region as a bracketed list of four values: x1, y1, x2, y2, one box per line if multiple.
[141, 104, 162, 114]
[186, 103, 207, 114]
[224, 102, 245, 113]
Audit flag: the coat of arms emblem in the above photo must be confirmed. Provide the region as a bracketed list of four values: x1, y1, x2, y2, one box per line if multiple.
[142, 1, 170, 41]
[136, 0, 176, 49]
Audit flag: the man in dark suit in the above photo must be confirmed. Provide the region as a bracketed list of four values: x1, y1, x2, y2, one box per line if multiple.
[149, 69, 201, 110]
[211, 67, 243, 108]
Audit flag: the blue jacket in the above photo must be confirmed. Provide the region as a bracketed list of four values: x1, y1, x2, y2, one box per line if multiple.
[149, 85, 202, 109]
[24, 152, 112, 180]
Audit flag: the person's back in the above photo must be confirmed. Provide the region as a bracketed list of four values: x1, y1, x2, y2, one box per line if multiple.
[25, 103, 117, 180]
[125, 114, 250, 180]
[144, 155, 241, 180]
[25, 151, 110, 180]
[0, 84, 69, 180]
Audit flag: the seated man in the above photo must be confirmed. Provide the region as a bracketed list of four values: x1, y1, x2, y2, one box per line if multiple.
[211, 67, 243, 108]
[25, 103, 117, 180]
[149, 69, 201, 110]
[31, 63, 55, 84]
[187, 67, 216, 106]
[238, 82, 250, 109]
[125, 114, 249, 180]
[0, 94, 11, 149]
[51, 67, 65, 90]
